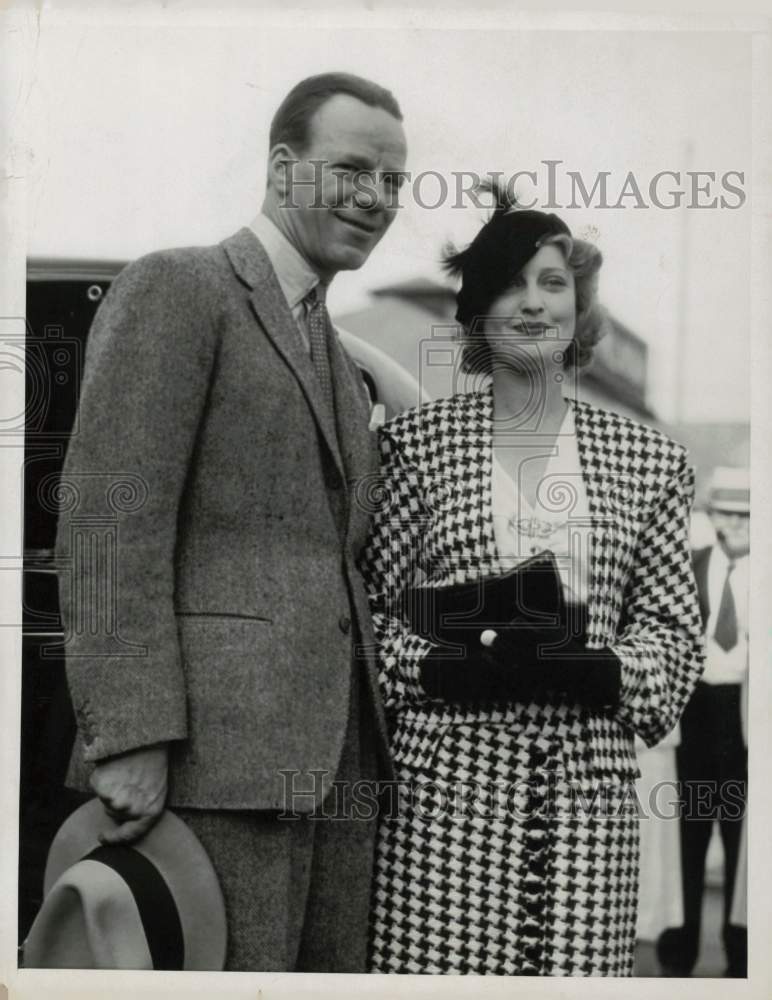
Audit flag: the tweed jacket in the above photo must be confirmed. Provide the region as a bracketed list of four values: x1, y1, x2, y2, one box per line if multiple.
[56, 227, 390, 811]
[359, 388, 706, 781]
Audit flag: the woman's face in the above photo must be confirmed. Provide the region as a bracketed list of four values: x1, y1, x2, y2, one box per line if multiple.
[483, 243, 576, 374]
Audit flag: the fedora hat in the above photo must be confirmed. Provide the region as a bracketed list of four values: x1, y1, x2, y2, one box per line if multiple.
[707, 466, 750, 514]
[23, 799, 227, 970]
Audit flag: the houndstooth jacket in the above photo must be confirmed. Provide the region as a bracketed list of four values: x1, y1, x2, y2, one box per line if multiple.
[360, 386, 706, 781]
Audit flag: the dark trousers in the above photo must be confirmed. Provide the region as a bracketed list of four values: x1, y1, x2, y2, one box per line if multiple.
[177, 661, 379, 972]
[657, 682, 747, 976]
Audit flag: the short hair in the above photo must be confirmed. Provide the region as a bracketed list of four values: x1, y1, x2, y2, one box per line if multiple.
[269, 72, 403, 153]
[443, 181, 607, 373]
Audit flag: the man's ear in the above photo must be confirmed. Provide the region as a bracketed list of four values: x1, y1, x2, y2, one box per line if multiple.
[267, 143, 299, 198]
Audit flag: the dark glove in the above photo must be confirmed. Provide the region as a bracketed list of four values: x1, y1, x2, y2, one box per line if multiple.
[419, 626, 621, 710]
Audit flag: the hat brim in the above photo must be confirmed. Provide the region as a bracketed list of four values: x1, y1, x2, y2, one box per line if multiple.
[708, 501, 750, 514]
[37, 799, 226, 971]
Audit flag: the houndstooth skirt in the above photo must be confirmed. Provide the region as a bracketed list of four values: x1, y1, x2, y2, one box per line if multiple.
[368, 698, 640, 975]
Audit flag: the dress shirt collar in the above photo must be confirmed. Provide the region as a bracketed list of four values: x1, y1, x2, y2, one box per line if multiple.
[711, 542, 748, 575]
[249, 213, 320, 311]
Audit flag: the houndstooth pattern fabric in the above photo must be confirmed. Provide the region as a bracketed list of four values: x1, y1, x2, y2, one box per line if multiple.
[358, 386, 705, 975]
[372, 714, 641, 974]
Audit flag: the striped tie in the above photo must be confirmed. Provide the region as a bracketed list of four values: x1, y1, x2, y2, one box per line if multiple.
[307, 284, 335, 416]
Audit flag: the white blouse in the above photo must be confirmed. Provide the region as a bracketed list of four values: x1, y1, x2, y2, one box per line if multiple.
[491, 405, 592, 604]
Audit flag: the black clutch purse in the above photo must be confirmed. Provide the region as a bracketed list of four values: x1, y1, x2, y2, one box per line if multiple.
[402, 550, 568, 650]
[407, 552, 619, 707]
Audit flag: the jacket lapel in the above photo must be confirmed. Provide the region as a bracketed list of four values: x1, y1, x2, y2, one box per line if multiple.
[222, 228, 345, 480]
[445, 389, 495, 578]
[692, 545, 711, 627]
[327, 329, 379, 544]
[476, 386, 499, 570]
[328, 328, 371, 477]
[572, 400, 628, 645]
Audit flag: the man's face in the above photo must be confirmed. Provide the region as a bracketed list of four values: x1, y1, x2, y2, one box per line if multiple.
[709, 509, 750, 558]
[275, 94, 407, 280]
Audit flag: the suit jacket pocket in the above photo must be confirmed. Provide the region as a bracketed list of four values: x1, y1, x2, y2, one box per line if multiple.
[170, 609, 354, 808]
[175, 612, 272, 623]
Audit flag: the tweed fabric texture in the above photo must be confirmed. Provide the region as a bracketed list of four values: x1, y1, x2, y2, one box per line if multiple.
[58, 228, 390, 811]
[359, 386, 704, 975]
[175, 663, 379, 972]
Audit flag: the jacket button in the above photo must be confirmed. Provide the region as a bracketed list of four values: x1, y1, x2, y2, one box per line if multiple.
[338, 615, 351, 635]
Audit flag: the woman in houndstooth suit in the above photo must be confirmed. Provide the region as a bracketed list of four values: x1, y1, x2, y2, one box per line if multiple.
[360, 188, 705, 975]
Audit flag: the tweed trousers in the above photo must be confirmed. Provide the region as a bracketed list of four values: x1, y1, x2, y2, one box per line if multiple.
[177, 659, 379, 972]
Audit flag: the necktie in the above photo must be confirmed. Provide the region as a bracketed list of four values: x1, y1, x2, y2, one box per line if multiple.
[713, 560, 738, 652]
[306, 284, 335, 417]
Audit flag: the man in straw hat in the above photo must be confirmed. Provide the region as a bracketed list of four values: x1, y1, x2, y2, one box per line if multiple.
[657, 466, 749, 977]
[53, 72, 407, 971]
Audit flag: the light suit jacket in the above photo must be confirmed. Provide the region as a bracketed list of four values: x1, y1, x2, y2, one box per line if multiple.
[692, 545, 714, 629]
[359, 388, 706, 781]
[56, 228, 391, 811]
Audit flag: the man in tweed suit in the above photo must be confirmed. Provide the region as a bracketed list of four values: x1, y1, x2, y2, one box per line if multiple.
[55, 73, 408, 971]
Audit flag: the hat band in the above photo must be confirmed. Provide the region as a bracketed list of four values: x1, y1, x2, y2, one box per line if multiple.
[711, 488, 750, 506]
[83, 845, 184, 970]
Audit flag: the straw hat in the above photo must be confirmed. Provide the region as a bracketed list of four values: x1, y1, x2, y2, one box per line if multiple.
[707, 466, 750, 514]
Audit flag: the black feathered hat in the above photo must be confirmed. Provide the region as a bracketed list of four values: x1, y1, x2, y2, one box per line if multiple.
[444, 181, 572, 327]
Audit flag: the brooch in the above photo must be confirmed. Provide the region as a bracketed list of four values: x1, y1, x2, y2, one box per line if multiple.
[508, 516, 567, 539]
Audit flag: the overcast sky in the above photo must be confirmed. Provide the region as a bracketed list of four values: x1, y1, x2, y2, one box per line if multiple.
[14, 11, 753, 422]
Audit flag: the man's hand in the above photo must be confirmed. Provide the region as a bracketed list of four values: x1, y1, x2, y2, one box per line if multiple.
[90, 743, 169, 845]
